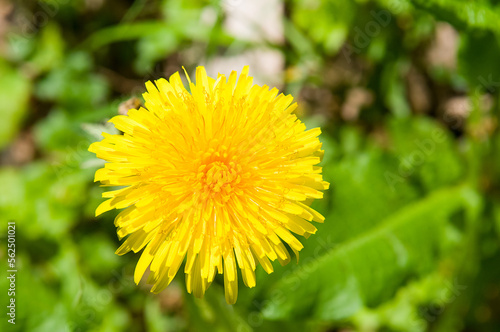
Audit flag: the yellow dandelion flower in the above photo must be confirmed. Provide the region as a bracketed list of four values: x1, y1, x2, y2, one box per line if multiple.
[89, 66, 329, 304]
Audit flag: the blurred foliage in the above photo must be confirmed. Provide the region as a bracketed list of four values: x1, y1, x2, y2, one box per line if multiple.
[1, 0, 500, 331]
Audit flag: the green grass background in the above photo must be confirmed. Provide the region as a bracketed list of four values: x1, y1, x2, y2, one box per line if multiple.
[1, 0, 500, 331]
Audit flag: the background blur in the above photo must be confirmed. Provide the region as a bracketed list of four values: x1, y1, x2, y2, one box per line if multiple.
[1, 0, 500, 331]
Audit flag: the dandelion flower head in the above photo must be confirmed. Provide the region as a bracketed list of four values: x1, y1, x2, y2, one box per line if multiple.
[89, 66, 329, 304]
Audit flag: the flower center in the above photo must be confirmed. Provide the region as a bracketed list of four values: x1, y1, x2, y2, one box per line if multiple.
[198, 160, 242, 202]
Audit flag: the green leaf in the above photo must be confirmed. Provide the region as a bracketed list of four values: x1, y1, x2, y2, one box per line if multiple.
[83, 22, 170, 50]
[458, 30, 500, 89]
[261, 184, 471, 321]
[290, 0, 357, 54]
[352, 272, 461, 332]
[0, 168, 26, 222]
[34, 52, 109, 107]
[381, 60, 411, 118]
[388, 117, 463, 191]
[318, 142, 418, 247]
[184, 284, 252, 332]
[28, 23, 65, 75]
[409, 0, 500, 35]
[135, 30, 178, 74]
[0, 60, 32, 149]
[144, 296, 174, 332]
